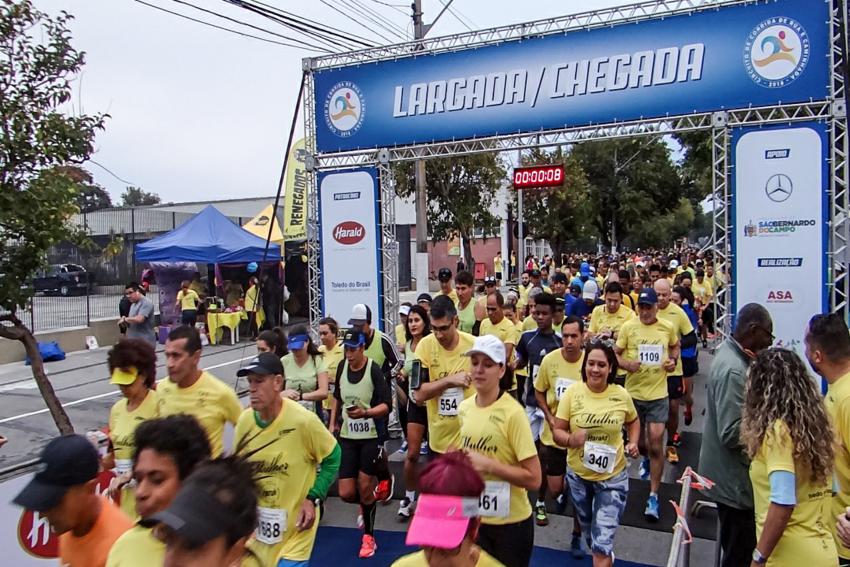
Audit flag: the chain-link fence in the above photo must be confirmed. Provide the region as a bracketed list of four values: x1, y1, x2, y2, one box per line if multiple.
[10, 207, 249, 334]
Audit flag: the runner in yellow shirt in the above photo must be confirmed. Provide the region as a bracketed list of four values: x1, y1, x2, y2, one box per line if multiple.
[654, 279, 696, 464]
[479, 291, 518, 363]
[459, 335, 540, 566]
[156, 326, 242, 457]
[456, 271, 478, 334]
[741, 348, 836, 566]
[105, 339, 159, 519]
[615, 288, 678, 522]
[318, 317, 344, 416]
[533, 316, 586, 558]
[805, 313, 850, 563]
[175, 280, 200, 326]
[413, 296, 476, 454]
[106, 415, 212, 567]
[494, 252, 504, 287]
[396, 304, 411, 350]
[234, 353, 340, 567]
[281, 326, 330, 419]
[554, 341, 640, 567]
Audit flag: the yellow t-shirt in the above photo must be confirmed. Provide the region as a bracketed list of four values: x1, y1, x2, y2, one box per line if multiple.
[533, 350, 584, 447]
[628, 291, 640, 312]
[414, 332, 476, 454]
[656, 303, 693, 376]
[750, 420, 835, 565]
[458, 393, 537, 525]
[244, 285, 259, 312]
[235, 400, 338, 564]
[615, 318, 677, 401]
[827, 372, 850, 559]
[514, 322, 528, 378]
[522, 315, 536, 332]
[439, 288, 460, 305]
[109, 391, 158, 518]
[395, 323, 406, 346]
[281, 353, 327, 397]
[176, 289, 199, 311]
[105, 525, 164, 567]
[556, 382, 637, 482]
[494, 257, 503, 274]
[588, 304, 635, 337]
[480, 317, 518, 346]
[691, 279, 714, 305]
[155, 371, 242, 457]
[392, 548, 505, 566]
[319, 342, 344, 411]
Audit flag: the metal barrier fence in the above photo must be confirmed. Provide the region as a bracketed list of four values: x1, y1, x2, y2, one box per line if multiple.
[666, 468, 719, 567]
[4, 207, 248, 334]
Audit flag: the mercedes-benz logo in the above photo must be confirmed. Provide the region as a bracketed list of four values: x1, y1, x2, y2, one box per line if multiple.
[765, 174, 793, 203]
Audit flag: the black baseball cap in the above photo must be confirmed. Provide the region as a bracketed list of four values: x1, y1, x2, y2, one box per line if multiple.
[140, 484, 236, 548]
[638, 288, 659, 306]
[417, 293, 433, 304]
[437, 268, 452, 282]
[13, 434, 99, 512]
[237, 352, 283, 377]
[530, 269, 541, 278]
[484, 275, 497, 285]
[552, 272, 568, 284]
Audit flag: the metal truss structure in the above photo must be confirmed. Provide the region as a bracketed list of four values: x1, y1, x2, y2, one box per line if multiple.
[304, 0, 850, 343]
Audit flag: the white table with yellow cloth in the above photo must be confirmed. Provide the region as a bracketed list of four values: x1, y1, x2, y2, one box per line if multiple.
[206, 309, 265, 344]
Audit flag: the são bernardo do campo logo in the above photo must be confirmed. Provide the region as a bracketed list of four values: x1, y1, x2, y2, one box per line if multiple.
[744, 17, 810, 88]
[324, 81, 365, 138]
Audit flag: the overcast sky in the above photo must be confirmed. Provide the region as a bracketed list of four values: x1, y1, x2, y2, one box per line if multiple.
[34, 0, 637, 204]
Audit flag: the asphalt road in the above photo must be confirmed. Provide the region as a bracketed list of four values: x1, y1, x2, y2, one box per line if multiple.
[0, 341, 256, 471]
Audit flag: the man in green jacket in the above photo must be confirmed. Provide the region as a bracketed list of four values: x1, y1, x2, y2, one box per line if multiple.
[698, 303, 773, 567]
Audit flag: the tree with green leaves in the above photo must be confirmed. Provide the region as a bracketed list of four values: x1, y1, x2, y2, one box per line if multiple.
[571, 138, 685, 250]
[519, 147, 596, 257]
[58, 165, 113, 212]
[0, 0, 106, 434]
[395, 153, 505, 271]
[121, 186, 160, 207]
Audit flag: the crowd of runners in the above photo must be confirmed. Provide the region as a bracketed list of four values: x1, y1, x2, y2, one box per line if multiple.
[13, 249, 850, 567]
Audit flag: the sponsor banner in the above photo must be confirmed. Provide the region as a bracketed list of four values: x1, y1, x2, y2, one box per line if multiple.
[313, 0, 829, 153]
[318, 168, 383, 330]
[732, 123, 828, 357]
[283, 139, 308, 241]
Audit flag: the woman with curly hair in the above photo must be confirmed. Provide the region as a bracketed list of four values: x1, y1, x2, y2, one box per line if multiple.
[741, 348, 837, 565]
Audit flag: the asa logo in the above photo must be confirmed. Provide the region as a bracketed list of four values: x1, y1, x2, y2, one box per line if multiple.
[766, 290, 794, 303]
[333, 221, 365, 245]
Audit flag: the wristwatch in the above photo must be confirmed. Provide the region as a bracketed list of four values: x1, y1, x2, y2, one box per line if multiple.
[752, 548, 767, 564]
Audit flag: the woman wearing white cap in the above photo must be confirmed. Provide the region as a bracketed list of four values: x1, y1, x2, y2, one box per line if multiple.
[458, 335, 541, 566]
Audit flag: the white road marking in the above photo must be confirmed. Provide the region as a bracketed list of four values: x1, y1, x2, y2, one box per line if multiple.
[0, 355, 255, 425]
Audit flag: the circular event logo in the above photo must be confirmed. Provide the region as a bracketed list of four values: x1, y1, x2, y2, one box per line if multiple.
[744, 17, 810, 88]
[324, 81, 365, 138]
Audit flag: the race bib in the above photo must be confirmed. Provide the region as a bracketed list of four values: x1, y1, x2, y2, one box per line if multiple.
[114, 459, 133, 475]
[478, 480, 510, 518]
[555, 378, 574, 401]
[438, 387, 464, 416]
[256, 507, 287, 545]
[347, 417, 375, 439]
[583, 441, 618, 474]
[638, 344, 663, 367]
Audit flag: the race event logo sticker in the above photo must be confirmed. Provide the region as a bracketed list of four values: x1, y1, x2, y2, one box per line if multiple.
[744, 17, 810, 88]
[324, 81, 365, 137]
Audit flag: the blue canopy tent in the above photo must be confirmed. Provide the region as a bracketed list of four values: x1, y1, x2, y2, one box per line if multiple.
[136, 205, 281, 262]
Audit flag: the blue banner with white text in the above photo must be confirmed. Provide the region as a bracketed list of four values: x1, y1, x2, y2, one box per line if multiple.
[313, 0, 830, 153]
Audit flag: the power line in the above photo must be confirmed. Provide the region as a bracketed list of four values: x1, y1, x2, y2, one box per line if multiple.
[438, 0, 475, 31]
[132, 0, 327, 50]
[369, 0, 409, 16]
[224, 0, 376, 48]
[335, 0, 407, 40]
[318, 0, 399, 43]
[349, 0, 408, 36]
[167, 0, 334, 51]
[87, 160, 137, 187]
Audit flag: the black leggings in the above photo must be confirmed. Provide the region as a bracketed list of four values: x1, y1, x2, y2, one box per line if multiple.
[477, 514, 534, 567]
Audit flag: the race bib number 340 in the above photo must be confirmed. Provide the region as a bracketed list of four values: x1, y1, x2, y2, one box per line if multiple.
[583, 441, 617, 475]
[638, 344, 663, 366]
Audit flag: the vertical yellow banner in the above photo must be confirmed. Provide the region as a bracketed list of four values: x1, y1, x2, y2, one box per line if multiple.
[283, 138, 307, 241]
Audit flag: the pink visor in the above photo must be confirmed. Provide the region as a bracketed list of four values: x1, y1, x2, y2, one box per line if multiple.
[405, 494, 480, 549]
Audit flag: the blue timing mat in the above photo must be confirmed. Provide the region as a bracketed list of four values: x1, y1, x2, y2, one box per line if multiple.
[311, 526, 653, 566]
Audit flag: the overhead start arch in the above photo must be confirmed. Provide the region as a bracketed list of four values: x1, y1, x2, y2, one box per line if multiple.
[302, 0, 849, 354]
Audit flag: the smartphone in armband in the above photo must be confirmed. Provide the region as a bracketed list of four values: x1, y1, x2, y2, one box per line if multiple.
[409, 360, 422, 391]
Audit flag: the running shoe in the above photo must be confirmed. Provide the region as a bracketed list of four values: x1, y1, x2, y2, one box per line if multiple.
[570, 533, 586, 559]
[359, 534, 377, 558]
[397, 497, 413, 520]
[671, 431, 682, 447]
[375, 475, 395, 503]
[535, 502, 549, 526]
[396, 440, 408, 454]
[645, 494, 660, 522]
[684, 405, 693, 426]
[666, 446, 680, 464]
[420, 440, 429, 455]
[639, 457, 650, 481]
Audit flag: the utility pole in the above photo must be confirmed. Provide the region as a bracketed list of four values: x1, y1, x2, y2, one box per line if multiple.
[412, 0, 429, 292]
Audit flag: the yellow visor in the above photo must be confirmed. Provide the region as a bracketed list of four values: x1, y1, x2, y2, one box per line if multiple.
[110, 367, 139, 386]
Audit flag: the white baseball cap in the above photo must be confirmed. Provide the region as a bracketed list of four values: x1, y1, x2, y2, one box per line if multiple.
[348, 303, 371, 325]
[399, 305, 411, 317]
[463, 335, 506, 365]
[582, 279, 599, 301]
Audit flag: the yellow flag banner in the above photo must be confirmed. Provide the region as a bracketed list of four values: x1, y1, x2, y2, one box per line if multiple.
[242, 204, 284, 245]
[283, 138, 308, 241]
